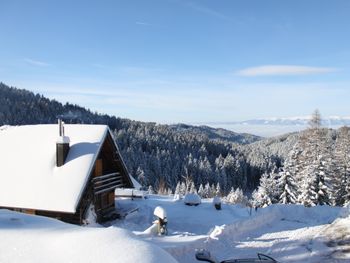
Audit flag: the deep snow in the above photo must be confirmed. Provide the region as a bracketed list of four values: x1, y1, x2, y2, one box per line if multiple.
[0, 209, 177, 263]
[114, 195, 350, 263]
[1, 195, 349, 263]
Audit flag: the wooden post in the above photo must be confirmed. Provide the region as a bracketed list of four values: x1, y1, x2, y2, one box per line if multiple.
[94, 159, 103, 177]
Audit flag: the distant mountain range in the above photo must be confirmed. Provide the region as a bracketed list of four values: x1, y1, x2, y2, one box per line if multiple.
[204, 116, 350, 127]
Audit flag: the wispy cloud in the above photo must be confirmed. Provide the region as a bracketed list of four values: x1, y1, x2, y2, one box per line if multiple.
[236, 65, 337, 77]
[24, 58, 50, 67]
[185, 2, 231, 21]
[135, 21, 153, 26]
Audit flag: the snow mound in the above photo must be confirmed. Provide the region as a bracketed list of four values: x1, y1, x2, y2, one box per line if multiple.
[184, 193, 201, 206]
[154, 206, 167, 219]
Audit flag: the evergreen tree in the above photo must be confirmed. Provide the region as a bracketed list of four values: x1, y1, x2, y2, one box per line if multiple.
[174, 182, 181, 198]
[135, 167, 146, 186]
[189, 181, 197, 194]
[203, 183, 211, 198]
[254, 173, 275, 206]
[198, 184, 205, 198]
[278, 147, 301, 204]
[225, 187, 248, 205]
[333, 126, 350, 205]
[180, 182, 187, 196]
[148, 185, 154, 195]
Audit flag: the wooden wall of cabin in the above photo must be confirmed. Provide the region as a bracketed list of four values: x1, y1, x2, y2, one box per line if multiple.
[92, 156, 116, 223]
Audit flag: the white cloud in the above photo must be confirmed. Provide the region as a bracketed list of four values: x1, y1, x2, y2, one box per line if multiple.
[236, 65, 337, 76]
[135, 21, 152, 26]
[24, 58, 50, 67]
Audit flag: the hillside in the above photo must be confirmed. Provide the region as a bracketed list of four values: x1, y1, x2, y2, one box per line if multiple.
[0, 82, 293, 193]
[169, 124, 261, 144]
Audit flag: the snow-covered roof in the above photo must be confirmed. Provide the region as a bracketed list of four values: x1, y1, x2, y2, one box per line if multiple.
[130, 175, 142, 190]
[0, 124, 112, 213]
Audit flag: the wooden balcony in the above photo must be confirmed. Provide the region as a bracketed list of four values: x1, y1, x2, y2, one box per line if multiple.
[92, 172, 124, 195]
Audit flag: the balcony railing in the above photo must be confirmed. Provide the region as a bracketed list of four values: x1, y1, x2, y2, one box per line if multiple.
[92, 172, 124, 195]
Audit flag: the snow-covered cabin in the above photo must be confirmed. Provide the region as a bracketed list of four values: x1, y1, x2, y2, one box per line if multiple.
[0, 123, 134, 224]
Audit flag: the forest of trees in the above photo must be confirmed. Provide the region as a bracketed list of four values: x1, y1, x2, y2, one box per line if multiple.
[1, 83, 349, 207]
[253, 110, 350, 207]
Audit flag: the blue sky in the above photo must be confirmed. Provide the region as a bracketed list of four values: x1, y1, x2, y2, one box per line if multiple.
[1, 0, 350, 123]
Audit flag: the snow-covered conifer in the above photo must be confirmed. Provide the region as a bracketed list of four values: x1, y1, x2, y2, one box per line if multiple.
[203, 183, 211, 198]
[189, 181, 197, 194]
[174, 182, 181, 196]
[198, 184, 205, 198]
[148, 185, 154, 195]
[254, 173, 274, 207]
[180, 182, 187, 196]
[215, 182, 222, 197]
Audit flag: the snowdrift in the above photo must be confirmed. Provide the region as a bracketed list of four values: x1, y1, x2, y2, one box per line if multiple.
[0, 209, 178, 263]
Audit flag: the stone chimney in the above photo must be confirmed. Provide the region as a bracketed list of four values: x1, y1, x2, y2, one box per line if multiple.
[56, 119, 70, 167]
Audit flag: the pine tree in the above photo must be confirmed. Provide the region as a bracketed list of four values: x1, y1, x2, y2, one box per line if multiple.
[225, 187, 248, 205]
[309, 109, 322, 129]
[135, 167, 146, 186]
[180, 182, 187, 196]
[254, 173, 274, 206]
[204, 182, 211, 198]
[298, 160, 322, 206]
[198, 184, 205, 198]
[294, 111, 332, 206]
[189, 181, 197, 194]
[174, 182, 181, 198]
[278, 148, 300, 204]
[333, 126, 350, 205]
[148, 185, 154, 195]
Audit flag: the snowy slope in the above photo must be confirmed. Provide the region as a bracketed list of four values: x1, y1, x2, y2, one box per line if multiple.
[0, 209, 178, 263]
[114, 196, 349, 263]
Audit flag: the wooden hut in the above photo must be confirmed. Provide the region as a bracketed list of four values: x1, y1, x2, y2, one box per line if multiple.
[0, 122, 134, 224]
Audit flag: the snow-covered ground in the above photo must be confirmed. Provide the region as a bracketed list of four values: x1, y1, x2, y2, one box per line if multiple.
[1, 195, 349, 263]
[0, 208, 177, 263]
[114, 195, 350, 263]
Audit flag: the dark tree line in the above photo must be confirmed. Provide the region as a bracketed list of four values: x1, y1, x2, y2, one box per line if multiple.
[0, 82, 124, 128]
